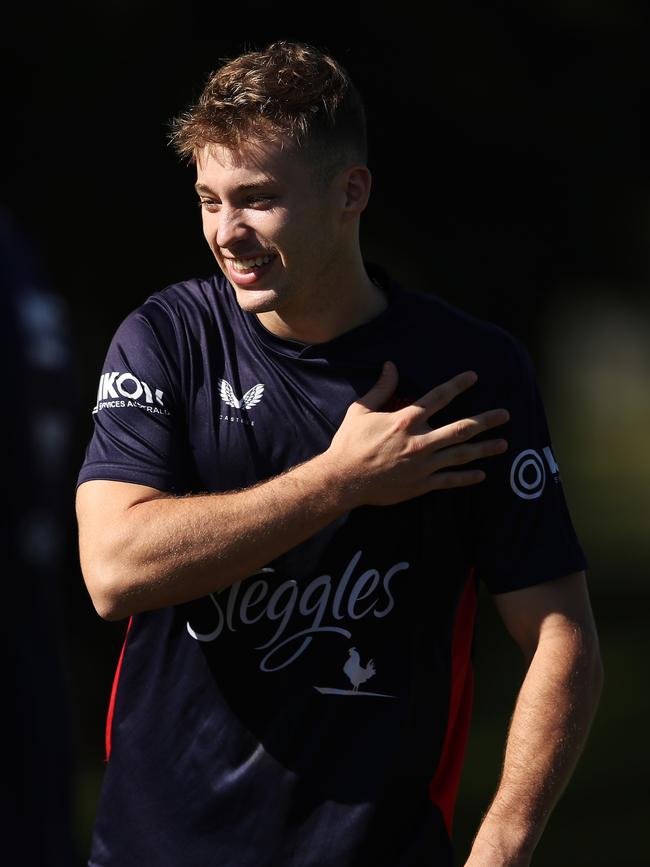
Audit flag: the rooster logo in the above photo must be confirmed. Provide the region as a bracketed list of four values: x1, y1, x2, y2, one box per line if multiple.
[343, 647, 376, 692]
[218, 379, 265, 410]
[313, 646, 396, 698]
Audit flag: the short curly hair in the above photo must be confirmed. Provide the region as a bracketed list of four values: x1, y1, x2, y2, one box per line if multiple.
[168, 40, 367, 187]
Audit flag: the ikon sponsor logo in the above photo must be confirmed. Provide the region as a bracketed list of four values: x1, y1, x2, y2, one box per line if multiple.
[92, 371, 169, 415]
[510, 446, 560, 499]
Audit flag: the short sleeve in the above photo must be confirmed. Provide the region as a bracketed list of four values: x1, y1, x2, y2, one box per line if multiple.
[470, 335, 588, 594]
[76, 299, 189, 494]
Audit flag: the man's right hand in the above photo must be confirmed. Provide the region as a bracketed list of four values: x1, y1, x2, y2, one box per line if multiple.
[325, 361, 510, 508]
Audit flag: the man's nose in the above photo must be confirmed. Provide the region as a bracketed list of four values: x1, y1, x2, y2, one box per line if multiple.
[215, 206, 249, 249]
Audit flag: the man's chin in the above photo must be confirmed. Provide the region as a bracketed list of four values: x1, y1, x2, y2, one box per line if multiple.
[232, 285, 281, 313]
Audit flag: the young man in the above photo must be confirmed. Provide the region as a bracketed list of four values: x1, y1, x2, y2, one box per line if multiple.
[76, 41, 602, 867]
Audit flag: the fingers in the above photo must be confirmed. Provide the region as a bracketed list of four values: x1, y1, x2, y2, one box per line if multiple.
[428, 437, 509, 473]
[423, 441, 510, 491]
[430, 408, 510, 449]
[424, 408, 510, 472]
[407, 370, 478, 420]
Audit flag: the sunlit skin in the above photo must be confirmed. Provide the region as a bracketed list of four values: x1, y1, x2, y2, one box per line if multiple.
[195, 141, 388, 344]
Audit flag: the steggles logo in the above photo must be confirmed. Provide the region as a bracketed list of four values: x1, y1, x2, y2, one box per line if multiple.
[218, 379, 265, 410]
[186, 548, 411, 680]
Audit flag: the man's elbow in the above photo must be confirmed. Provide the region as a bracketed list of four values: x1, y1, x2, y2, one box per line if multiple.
[76, 480, 170, 621]
[80, 553, 135, 622]
[94, 591, 132, 622]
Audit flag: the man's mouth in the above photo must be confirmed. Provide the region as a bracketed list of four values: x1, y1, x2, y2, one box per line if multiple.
[223, 252, 278, 286]
[229, 253, 276, 273]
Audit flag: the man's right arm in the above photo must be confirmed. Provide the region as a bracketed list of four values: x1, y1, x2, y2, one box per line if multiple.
[77, 363, 510, 621]
[78, 452, 350, 621]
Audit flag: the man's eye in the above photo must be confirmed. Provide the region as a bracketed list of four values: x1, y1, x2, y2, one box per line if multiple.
[196, 197, 274, 210]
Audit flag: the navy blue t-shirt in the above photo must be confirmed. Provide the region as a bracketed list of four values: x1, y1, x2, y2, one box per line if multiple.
[77, 262, 587, 867]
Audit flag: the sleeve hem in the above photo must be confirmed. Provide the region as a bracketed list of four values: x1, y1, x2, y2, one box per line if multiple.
[479, 555, 589, 596]
[76, 465, 176, 493]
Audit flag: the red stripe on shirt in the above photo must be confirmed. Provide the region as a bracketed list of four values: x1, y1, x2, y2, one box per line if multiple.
[428, 569, 478, 836]
[104, 616, 133, 763]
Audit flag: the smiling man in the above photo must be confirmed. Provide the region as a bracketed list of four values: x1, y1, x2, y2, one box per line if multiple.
[193, 139, 386, 344]
[75, 41, 602, 867]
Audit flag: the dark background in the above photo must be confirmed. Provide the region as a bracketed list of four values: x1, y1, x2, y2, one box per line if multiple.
[4, 2, 648, 864]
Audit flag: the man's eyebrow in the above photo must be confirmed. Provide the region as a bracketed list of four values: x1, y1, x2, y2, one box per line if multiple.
[194, 180, 275, 195]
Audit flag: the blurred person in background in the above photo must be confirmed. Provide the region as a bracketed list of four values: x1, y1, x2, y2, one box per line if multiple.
[1, 207, 79, 865]
[75, 41, 602, 867]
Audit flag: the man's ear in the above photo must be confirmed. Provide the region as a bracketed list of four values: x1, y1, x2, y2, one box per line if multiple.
[340, 165, 372, 215]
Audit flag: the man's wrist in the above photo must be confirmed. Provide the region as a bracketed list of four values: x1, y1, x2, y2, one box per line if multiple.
[466, 840, 532, 867]
[311, 448, 363, 512]
[466, 811, 537, 867]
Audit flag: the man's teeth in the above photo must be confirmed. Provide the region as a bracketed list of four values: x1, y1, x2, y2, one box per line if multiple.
[231, 254, 274, 272]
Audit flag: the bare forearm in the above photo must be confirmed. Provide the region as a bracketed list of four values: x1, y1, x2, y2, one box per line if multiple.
[466, 629, 603, 866]
[94, 451, 349, 619]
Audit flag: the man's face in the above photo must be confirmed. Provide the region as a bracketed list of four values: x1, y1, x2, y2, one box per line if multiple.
[195, 141, 344, 317]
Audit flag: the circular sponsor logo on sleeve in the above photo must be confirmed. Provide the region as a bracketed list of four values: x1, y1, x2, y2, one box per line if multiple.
[510, 448, 546, 499]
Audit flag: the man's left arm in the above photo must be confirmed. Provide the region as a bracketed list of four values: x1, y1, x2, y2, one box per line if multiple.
[465, 570, 604, 867]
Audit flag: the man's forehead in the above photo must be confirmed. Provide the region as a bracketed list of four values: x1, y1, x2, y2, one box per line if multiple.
[195, 140, 309, 184]
[194, 169, 275, 194]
